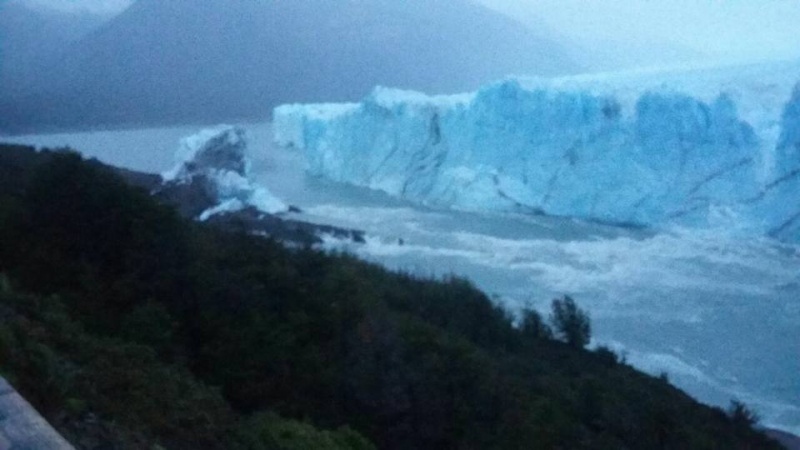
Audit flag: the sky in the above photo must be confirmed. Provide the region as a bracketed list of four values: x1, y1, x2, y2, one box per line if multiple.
[13, 0, 800, 67]
[477, 0, 800, 66]
[17, 0, 133, 15]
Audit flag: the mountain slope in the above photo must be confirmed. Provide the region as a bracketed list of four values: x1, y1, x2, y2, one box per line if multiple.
[0, 0, 578, 131]
[0, 0, 106, 90]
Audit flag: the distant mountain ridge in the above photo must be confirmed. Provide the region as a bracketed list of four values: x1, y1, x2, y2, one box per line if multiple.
[0, 0, 106, 90]
[0, 0, 579, 132]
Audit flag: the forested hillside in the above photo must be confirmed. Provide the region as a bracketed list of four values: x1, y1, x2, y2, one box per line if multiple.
[0, 144, 781, 449]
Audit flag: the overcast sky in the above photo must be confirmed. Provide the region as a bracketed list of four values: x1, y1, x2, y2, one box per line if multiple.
[476, 0, 800, 65]
[16, 0, 800, 66]
[18, 0, 133, 15]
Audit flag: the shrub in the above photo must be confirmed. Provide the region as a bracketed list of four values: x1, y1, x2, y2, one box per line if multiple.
[593, 345, 620, 367]
[728, 400, 760, 429]
[237, 412, 376, 450]
[520, 308, 553, 341]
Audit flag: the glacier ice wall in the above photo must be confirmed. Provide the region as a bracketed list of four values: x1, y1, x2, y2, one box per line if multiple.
[274, 62, 800, 241]
[163, 125, 287, 220]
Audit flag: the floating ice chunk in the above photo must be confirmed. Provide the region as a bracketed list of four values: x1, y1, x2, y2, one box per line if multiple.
[163, 125, 287, 219]
[198, 198, 246, 222]
[162, 125, 249, 182]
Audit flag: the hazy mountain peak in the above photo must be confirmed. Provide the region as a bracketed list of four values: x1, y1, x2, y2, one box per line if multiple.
[1, 0, 580, 131]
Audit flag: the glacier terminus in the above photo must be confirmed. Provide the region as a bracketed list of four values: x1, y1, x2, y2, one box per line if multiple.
[275, 61, 800, 242]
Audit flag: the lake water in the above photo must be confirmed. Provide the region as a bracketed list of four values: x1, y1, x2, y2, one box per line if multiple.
[4, 122, 799, 434]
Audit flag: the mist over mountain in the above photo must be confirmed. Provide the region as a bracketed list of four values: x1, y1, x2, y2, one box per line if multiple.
[0, 0, 579, 132]
[565, 38, 708, 73]
[0, 0, 106, 90]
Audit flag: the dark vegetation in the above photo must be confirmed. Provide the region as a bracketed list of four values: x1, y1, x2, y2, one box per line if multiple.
[550, 295, 591, 349]
[0, 144, 782, 449]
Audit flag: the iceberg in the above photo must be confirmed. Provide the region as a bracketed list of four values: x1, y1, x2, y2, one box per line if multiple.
[162, 125, 287, 220]
[274, 61, 800, 241]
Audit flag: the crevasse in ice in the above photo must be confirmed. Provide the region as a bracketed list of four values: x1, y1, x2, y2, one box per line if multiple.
[274, 61, 800, 241]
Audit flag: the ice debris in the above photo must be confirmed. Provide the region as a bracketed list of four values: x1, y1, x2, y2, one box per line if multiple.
[162, 125, 286, 220]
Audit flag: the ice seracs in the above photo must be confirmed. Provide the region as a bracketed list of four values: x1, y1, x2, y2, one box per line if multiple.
[274, 61, 800, 242]
[162, 125, 287, 220]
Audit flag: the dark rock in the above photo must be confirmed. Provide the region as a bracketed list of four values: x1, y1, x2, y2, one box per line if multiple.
[204, 207, 365, 247]
[154, 174, 219, 220]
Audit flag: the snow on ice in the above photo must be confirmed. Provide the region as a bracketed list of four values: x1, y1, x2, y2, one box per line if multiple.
[163, 125, 287, 220]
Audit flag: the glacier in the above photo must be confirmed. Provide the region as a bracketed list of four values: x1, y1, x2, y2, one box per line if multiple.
[274, 61, 800, 241]
[162, 125, 287, 220]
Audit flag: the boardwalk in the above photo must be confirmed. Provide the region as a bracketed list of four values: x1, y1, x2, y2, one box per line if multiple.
[0, 377, 74, 450]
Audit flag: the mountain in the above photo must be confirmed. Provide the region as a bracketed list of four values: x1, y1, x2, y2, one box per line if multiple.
[0, 0, 579, 132]
[0, 0, 107, 90]
[274, 60, 800, 241]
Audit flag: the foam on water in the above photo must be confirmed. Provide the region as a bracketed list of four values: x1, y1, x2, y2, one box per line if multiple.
[321, 217, 799, 433]
[302, 199, 800, 434]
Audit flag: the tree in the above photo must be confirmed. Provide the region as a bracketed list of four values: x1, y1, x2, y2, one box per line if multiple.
[549, 296, 591, 348]
[728, 400, 760, 429]
[520, 308, 553, 341]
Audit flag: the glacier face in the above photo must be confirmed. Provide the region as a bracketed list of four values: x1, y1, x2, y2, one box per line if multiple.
[163, 125, 287, 220]
[274, 61, 800, 241]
